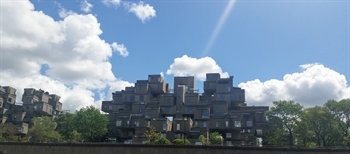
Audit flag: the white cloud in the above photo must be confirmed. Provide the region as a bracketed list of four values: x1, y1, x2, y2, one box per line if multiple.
[111, 42, 129, 57]
[102, 0, 121, 7]
[166, 55, 229, 81]
[80, 0, 93, 13]
[124, 1, 156, 23]
[56, 2, 77, 18]
[239, 63, 350, 107]
[0, 0, 131, 111]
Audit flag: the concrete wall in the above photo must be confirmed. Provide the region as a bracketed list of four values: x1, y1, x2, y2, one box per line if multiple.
[0, 142, 349, 154]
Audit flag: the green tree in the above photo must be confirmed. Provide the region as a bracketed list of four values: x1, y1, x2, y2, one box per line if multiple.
[325, 99, 350, 144]
[155, 137, 172, 145]
[73, 105, 108, 142]
[198, 134, 210, 145]
[28, 116, 61, 142]
[209, 132, 223, 144]
[303, 106, 343, 147]
[0, 123, 19, 141]
[55, 113, 82, 142]
[266, 100, 303, 147]
[173, 138, 190, 145]
[144, 126, 160, 144]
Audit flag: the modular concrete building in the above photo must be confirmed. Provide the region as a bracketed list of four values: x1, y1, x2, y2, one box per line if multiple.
[102, 73, 271, 146]
[0, 86, 63, 136]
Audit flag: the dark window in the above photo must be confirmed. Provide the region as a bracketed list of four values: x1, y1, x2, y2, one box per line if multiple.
[230, 94, 235, 101]
[187, 99, 190, 104]
[130, 95, 135, 101]
[220, 95, 225, 101]
[187, 107, 193, 113]
[167, 98, 170, 104]
[145, 112, 151, 118]
[202, 111, 209, 118]
[165, 107, 171, 113]
[139, 96, 144, 101]
[215, 106, 219, 113]
[139, 107, 143, 113]
[124, 96, 127, 101]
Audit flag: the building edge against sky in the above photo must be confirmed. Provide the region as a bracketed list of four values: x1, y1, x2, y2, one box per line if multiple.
[102, 73, 272, 146]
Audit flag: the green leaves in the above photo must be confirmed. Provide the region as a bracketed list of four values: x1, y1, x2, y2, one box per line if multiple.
[28, 116, 61, 142]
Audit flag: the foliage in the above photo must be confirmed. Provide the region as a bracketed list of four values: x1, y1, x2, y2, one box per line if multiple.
[155, 137, 172, 145]
[55, 113, 82, 143]
[73, 105, 108, 142]
[266, 100, 303, 147]
[173, 138, 190, 145]
[198, 134, 210, 145]
[324, 99, 350, 142]
[209, 132, 223, 144]
[28, 116, 61, 142]
[0, 123, 19, 141]
[144, 126, 160, 144]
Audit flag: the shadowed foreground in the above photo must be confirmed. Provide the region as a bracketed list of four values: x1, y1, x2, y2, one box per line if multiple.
[0, 142, 349, 154]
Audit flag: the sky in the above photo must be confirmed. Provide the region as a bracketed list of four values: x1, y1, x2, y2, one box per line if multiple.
[0, 0, 349, 112]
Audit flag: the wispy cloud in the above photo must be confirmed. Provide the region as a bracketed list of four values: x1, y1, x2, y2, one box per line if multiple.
[124, 1, 156, 23]
[111, 42, 129, 57]
[81, 0, 93, 13]
[102, 0, 121, 8]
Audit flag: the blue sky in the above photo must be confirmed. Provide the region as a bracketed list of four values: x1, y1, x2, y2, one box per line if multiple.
[1, 0, 349, 111]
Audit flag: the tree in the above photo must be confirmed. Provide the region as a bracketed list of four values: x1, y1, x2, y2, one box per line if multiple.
[303, 106, 343, 147]
[198, 134, 210, 145]
[209, 132, 223, 145]
[0, 123, 19, 141]
[155, 137, 171, 145]
[55, 113, 81, 142]
[144, 126, 160, 144]
[28, 116, 61, 142]
[173, 138, 190, 145]
[325, 99, 350, 144]
[266, 100, 303, 147]
[73, 105, 108, 142]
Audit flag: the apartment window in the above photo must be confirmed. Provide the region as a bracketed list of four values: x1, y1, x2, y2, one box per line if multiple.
[234, 121, 241, 127]
[139, 96, 144, 101]
[226, 141, 233, 146]
[227, 86, 230, 92]
[247, 129, 251, 133]
[18, 127, 23, 132]
[202, 111, 209, 118]
[116, 120, 122, 126]
[176, 124, 180, 130]
[109, 105, 112, 110]
[139, 106, 143, 113]
[124, 96, 127, 101]
[8, 98, 12, 103]
[230, 94, 235, 101]
[158, 77, 161, 82]
[167, 98, 170, 104]
[147, 121, 150, 127]
[126, 121, 130, 126]
[186, 99, 190, 104]
[134, 121, 139, 127]
[214, 106, 219, 113]
[194, 121, 198, 126]
[145, 112, 151, 118]
[246, 121, 253, 127]
[225, 121, 229, 127]
[226, 133, 232, 138]
[165, 107, 171, 113]
[239, 94, 242, 100]
[163, 124, 167, 131]
[220, 95, 225, 101]
[187, 107, 193, 113]
[148, 77, 151, 82]
[160, 133, 166, 138]
[175, 134, 182, 138]
[256, 129, 263, 136]
[130, 95, 135, 101]
[216, 121, 221, 127]
[203, 121, 207, 127]
[241, 141, 245, 145]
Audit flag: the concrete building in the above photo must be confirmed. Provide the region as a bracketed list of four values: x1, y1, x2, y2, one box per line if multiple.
[0, 86, 63, 136]
[102, 73, 271, 146]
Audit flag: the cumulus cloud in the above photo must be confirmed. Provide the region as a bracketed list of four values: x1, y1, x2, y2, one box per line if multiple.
[102, 0, 121, 8]
[0, 0, 131, 111]
[239, 63, 350, 107]
[111, 42, 129, 57]
[80, 0, 93, 13]
[124, 1, 156, 23]
[166, 55, 229, 81]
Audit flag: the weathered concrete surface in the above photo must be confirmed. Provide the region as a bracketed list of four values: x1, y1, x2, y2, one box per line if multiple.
[0, 142, 349, 154]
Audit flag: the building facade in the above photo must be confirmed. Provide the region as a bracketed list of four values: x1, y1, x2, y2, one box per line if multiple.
[0, 86, 63, 136]
[102, 73, 271, 146]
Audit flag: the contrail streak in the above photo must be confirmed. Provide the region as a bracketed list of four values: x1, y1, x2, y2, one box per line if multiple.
[201, 0, 237, 57]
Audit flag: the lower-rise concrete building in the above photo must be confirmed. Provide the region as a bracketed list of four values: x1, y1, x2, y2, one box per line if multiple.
[0, 86, 63, 137]
[102, 73, 272, 146]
